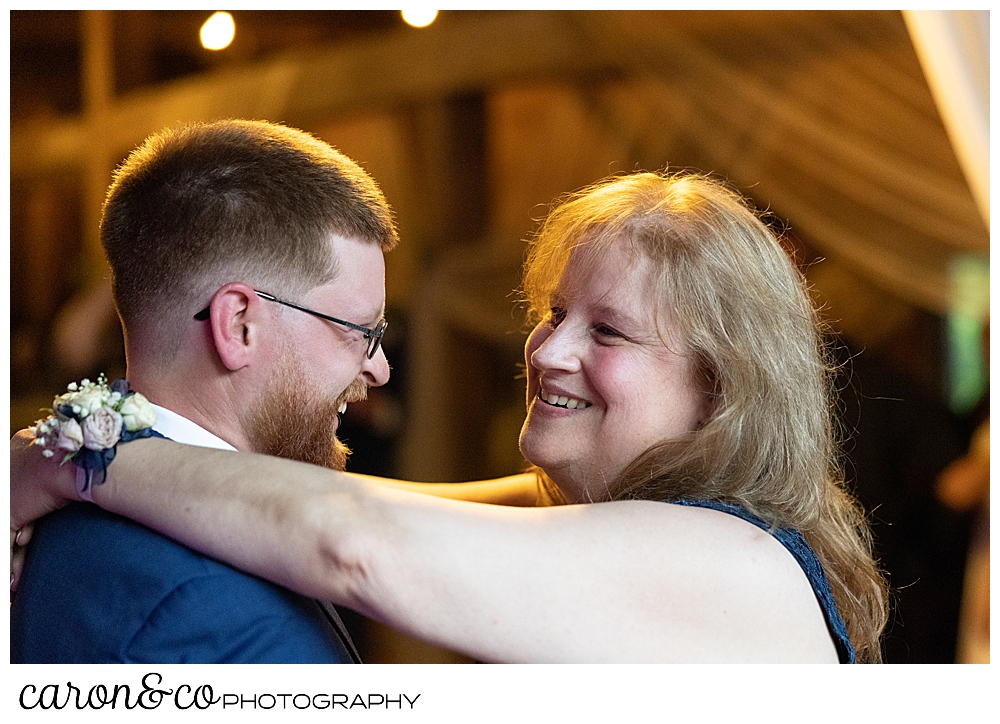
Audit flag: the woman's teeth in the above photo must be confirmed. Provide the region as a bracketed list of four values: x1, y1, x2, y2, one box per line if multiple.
[338, 402, 348, 414]
[543, 393, 589, 410]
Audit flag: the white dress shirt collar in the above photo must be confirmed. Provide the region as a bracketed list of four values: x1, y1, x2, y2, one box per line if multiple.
[150, 404, 237, 451]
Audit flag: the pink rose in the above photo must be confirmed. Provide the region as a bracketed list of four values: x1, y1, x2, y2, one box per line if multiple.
[82, 406, 123, 450]
[55, 417, 84, 453]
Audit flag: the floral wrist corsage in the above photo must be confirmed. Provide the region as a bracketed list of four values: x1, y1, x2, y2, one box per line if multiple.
[32, 374, 157, 500]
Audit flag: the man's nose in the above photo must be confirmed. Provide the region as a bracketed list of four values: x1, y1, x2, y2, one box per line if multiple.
[361, 344, 390, 387]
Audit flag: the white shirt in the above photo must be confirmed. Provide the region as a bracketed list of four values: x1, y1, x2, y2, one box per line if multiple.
[150, 404, 237, 451]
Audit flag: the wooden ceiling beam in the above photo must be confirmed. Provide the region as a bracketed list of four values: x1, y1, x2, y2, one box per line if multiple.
[11, 11, 617, 176]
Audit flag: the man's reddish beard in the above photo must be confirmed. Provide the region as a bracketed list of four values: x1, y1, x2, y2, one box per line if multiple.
[243, 357, 367, 472]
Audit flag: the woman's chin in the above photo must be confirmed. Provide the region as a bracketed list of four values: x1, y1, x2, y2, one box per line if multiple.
[517, 430, 555, 471]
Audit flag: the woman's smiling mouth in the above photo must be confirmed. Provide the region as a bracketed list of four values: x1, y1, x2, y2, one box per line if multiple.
[539, 387, 591, 410]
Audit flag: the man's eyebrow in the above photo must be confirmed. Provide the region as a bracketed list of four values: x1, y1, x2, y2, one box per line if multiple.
[362, 304, 386, 326]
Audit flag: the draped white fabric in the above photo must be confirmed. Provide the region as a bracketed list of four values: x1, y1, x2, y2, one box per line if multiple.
[903, 10, 989, 228]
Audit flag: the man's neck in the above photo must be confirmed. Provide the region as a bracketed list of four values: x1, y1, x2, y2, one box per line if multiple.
[126, 370, 253, 452]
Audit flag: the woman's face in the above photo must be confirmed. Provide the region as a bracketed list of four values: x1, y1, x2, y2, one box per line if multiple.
[519, 241, 708, 503]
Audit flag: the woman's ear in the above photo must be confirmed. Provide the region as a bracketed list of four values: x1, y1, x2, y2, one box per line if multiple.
[205, 283, 263, 371]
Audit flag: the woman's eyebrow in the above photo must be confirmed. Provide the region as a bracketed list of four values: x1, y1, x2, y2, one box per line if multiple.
[590, 303, 642, 329]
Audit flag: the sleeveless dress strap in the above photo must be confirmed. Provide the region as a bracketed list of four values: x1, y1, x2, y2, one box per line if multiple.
[671, 498, 855, 663]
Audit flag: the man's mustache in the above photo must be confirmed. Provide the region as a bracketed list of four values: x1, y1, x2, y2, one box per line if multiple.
[336, 380, 369, 408]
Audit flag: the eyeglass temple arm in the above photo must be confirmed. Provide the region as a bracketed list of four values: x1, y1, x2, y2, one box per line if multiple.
[194, 291, 384, 342]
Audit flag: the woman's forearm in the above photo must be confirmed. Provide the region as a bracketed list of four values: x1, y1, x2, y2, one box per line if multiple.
[12, 431, 542, 615]
[16, 433, 662, 662]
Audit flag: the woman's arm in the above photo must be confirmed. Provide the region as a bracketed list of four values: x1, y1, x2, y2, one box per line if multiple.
[10, 432, 539, 589]
[11, 432, 838, 662]
[368, 474, 543, 506]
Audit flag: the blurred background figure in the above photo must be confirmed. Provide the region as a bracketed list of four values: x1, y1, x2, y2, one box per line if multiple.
[935, 321, 989, 664]
[10, 10, 988, 663]
[938, 416, 990, 663]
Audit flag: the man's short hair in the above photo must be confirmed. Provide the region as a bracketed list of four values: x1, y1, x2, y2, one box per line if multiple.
[101, 119, 398, 330]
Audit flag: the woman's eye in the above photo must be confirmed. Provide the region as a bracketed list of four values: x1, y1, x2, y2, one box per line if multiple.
[594, 324, 622, 339]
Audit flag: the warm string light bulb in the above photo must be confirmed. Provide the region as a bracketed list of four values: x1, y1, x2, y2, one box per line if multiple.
[401, 9, 438, 28]
[201, 11, 235, 51]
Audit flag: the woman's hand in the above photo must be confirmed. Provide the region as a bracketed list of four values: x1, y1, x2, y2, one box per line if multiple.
[10, 428, 78, 595]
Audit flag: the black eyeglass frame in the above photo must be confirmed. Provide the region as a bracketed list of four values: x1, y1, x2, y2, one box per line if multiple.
[194, 290, 387, 359]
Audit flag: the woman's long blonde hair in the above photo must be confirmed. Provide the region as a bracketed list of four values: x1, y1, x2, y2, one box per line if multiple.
[522, 172, 888, 662]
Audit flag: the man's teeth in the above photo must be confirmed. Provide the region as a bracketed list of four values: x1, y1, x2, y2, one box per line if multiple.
[544, 393, 589, 409]
[338, 402, 347, 414]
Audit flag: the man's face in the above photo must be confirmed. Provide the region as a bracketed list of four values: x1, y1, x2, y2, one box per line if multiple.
[244, 353, 364, 470]
[243, 234, 390, 469]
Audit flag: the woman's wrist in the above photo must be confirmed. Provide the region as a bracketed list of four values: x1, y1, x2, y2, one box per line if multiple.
[10, 428, 81, 525]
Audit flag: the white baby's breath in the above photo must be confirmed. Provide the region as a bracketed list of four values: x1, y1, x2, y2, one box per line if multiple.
[32, 374, 156, 468]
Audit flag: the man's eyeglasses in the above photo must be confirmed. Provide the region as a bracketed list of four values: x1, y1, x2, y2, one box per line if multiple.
[194, 290, 387, 360]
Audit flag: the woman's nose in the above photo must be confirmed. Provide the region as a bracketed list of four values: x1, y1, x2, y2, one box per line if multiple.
[528, 320, 582, 373]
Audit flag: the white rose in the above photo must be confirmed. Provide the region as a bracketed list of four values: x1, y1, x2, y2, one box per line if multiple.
[119, 392, 157, 432]
[71, 387, 109, 416]
[82, 406, 123, 450]
[55, 418, 84, 454]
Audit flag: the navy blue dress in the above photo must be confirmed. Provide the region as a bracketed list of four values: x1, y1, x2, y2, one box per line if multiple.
[673, 499, 855, 663]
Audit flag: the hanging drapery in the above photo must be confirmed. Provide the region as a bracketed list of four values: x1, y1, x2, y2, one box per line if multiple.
[903, 10, 989, 228]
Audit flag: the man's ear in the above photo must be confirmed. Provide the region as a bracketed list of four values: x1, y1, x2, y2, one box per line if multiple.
[205, 283, 265, 371]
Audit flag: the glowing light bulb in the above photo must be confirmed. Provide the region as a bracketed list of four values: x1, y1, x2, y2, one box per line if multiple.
[401, 9, 438, 28]
[201, 11, 235, 51]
